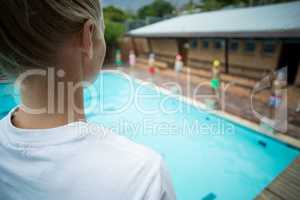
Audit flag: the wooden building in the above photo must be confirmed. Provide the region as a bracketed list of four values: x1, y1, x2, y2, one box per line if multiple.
[126, 1, 300, 85]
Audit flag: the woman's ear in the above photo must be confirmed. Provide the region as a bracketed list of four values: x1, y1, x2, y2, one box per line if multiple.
[81, 19, 95, 59]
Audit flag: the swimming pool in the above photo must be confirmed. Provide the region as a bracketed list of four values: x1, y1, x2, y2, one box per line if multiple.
[1, 71, 299, 200]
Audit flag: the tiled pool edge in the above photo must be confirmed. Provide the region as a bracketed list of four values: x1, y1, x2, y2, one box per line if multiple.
[102, 70, 300, 150]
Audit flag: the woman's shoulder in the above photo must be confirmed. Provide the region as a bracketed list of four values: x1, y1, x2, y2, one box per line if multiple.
[86, 124, 163, 164]
[74, 123, 166, 189]
[77, 122, 163, 168]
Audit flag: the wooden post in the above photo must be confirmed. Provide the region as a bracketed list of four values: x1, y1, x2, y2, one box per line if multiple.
[147, 38, 153, 54]
[224, 38, 229, 74]
[132, 37, 138, 56]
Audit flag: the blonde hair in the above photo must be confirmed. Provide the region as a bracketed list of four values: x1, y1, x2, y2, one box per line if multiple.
[0, 0, 103, 76]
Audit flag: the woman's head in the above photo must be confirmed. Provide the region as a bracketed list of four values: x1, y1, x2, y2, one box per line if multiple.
[0, 0, 106, 82]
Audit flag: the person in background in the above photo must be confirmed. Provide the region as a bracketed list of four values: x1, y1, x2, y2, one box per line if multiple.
[0, 1, 176, 200]
[129, 50, 136, 68]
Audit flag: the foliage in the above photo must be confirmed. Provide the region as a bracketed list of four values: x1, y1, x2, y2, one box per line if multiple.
[201, 0, 227, 11]
[103, 6, 129, 23]
[104, 20, 125, 45]
[138, 0, 175, 19]
[181, 0, 200, 12]
[103, 6, 128, 46]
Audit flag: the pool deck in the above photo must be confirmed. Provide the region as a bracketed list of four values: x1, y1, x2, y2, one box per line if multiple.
[256, 156, 300, 200]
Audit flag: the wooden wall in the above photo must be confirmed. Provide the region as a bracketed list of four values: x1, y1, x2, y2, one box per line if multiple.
[133, 38, 149, 56]
[229, 40, 281, 69]
[128, 36, 285, 81]
[119, 37, 149, 61]
[187, 39, 282, 79]
[120, 37, 134, 62]
[150, 39, 178, 56]
[150, 39, 179, 65]
[228, 40, 281, 79]
[188, 39, 225, 71]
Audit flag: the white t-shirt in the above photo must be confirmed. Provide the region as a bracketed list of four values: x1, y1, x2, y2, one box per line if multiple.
[0, 109, 176, 200]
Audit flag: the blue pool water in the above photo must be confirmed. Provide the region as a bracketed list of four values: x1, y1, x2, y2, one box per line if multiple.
[0, 82, 19, 118]
[1, 72, 299, 200]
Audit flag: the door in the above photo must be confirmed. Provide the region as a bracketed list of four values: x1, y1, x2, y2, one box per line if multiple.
[177, 39, 189, 66]
[278, 42, 300, 85]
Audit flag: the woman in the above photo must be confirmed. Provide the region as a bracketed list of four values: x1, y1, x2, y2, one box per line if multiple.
[0, 1, 175, 199]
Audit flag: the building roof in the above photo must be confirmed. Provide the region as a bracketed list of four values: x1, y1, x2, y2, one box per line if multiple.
[128, 1, 300, 38]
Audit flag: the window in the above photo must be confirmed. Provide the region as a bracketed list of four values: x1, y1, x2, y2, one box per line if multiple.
[213, 40, 224, 50]
[190, 39, 198, 49]
[202, 40, 209, 49]
[244, 40, 256, 53]
[263, 41, 277, 55]
[229, 40, 239, 52]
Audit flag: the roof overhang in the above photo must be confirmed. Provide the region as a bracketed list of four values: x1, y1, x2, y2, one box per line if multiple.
[127, 29, 300, 39]
[126, 2, 300, 39]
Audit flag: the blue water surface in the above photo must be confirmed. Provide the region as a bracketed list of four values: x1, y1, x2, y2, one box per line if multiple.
[0, 82, 19, 117]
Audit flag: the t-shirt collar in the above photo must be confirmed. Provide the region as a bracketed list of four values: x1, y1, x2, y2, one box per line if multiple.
[2, 107, 90, 148]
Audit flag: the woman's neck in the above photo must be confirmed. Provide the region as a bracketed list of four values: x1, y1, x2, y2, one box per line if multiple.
[12, 72, 86, 129]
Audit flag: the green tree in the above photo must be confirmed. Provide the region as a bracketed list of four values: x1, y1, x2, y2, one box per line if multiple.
[104, 20, 125, 46]
[182, 0, 199, 12]
[103, 6, 129, 46]
[138, 0, 175, 19]
[103, 6, 129, 23]
[201, 0, 224, 11]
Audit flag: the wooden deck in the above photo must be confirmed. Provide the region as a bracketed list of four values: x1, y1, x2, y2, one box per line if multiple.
[256, 156, 300, 200]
